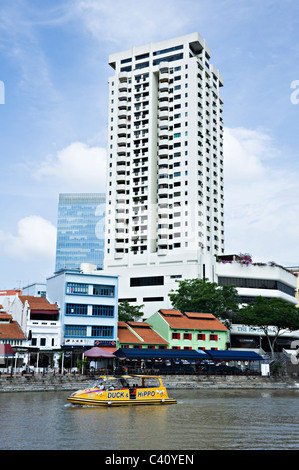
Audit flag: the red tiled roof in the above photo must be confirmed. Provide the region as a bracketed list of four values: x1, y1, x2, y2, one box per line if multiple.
[127, 322, 168, 345]
[118, 323, 143, 344]
[0, 289, 22, 296]
[0, 312, 13, 321]
[19, 296, 59, 312]
[159, 309, 183, 317]
[118, 321, 168, 345]
[0, 320, 25, 340]
[158, 309, 228, 331]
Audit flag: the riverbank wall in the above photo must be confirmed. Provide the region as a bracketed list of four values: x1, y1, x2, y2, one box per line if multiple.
[0, 374, 299, 392]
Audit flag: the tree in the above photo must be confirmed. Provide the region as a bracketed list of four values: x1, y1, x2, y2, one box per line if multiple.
[238, 297, 299, 357]
[168, 278, 240, 322]
[118, 300, 144, 322]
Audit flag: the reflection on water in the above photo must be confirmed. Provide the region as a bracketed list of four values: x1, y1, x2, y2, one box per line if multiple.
[1, 389, 299, 450]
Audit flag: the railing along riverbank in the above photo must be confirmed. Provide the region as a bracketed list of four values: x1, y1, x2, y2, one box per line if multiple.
[0, 372, 299, 393]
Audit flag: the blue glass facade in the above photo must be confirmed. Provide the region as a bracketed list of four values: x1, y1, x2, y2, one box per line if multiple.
[55, 193, 106, 272]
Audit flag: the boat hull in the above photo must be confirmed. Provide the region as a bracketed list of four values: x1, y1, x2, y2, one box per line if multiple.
[67, 396, 177, 406]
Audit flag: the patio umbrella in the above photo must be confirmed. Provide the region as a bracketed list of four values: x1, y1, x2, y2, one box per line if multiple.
[84, 347, 115, 358]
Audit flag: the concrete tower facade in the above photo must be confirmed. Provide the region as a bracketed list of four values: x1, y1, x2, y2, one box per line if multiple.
[105, 33, 224, 271]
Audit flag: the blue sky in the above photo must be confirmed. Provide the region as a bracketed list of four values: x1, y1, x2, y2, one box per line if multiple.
[0, 0, 299, 289]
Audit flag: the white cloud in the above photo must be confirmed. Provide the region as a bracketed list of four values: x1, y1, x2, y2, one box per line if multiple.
[34, 141, 106, 193]
[74, 0, 196, 47]
[0, 216, 56, 262]
[224, 126, 299, 265]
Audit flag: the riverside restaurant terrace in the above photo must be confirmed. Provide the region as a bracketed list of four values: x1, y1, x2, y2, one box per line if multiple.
[113, 348, 264, 376]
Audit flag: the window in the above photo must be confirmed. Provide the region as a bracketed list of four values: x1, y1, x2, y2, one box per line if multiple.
[40, 338, 46, 346]
[172, 332, 180, 339]
[93, 285, 115, 297]
[143, 297, 164, 302]
[121, 57, 132, 64]
[136, 53, 149, 60]
[153, 45, 183, 56]
[183, 333, 192, 340]
[66, 304, 88, 315]
[92, 305, 114, 317]
[130, 276, 164, 287]
[65, 325, 87, 337]
[135, 61, 149, 70]
[217, 276, 295, 296]
[91, 326, 114, 338]
[120, 66, 132, 72]
[209, 334, 218, 341]
[66, 283, 89, 294]
[197, 333, 206, 340]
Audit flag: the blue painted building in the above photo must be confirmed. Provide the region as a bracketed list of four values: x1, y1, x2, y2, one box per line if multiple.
[46, 268, 118, 349]
[55, 193, 105, 272]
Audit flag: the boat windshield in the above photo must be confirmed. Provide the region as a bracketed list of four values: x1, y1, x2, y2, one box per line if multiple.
[89, 378, 123, 390]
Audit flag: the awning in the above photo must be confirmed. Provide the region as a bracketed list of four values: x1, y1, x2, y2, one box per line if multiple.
[30, 310, 59, 315]
[205, 350, 263, 361]
[0, 344, 15, 356]
[114, 348, 208, 360]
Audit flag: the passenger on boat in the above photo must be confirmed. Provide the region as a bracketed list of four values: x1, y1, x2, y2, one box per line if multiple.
[98, 383, 104, 390]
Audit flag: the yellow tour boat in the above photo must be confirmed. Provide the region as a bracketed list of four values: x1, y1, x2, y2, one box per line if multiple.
[67, 375, 177, 406]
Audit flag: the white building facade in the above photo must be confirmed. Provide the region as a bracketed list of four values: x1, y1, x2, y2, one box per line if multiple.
[46, 267, 119, 349]
[105, 32, 224, 269]
[105, 256, 297, 319]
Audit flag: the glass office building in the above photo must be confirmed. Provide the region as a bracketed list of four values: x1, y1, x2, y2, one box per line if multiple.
[55, 193, 106, 272]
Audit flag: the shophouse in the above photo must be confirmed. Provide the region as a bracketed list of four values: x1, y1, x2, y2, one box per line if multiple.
[46, 267, 118, 353]
[0, 305, 26, 372]
[5, 295, 60, 369]
[147, 309, 228, 350]
[117, 321, 168, 349]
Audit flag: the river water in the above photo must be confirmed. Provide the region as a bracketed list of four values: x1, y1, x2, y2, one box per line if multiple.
[1, 388, 299, 451]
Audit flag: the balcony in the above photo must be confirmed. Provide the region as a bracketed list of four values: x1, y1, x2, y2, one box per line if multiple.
[118, 81, 128, 92]
[118, 102, 127, 110]
[159, 62, 169, 73]
[116, 184, 126, 193]
[159, 83, 169, 93]
[158, 246, 168, 256]
[159, 101, 169, 111]
[119, 71, 128, 82]
[118, 91, 128, 101]
[159, 110, 169, 120]
[159, 90, 169, 101]
[117, 136, 127, 146]
[158, 151, 168, 160]
[159, 72, 169, 83]
[118, 109, 127, 119]
[158, 128, 169, 139]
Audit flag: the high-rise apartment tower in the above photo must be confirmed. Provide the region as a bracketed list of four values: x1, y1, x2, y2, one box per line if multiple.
[105, 33, 224, 272]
